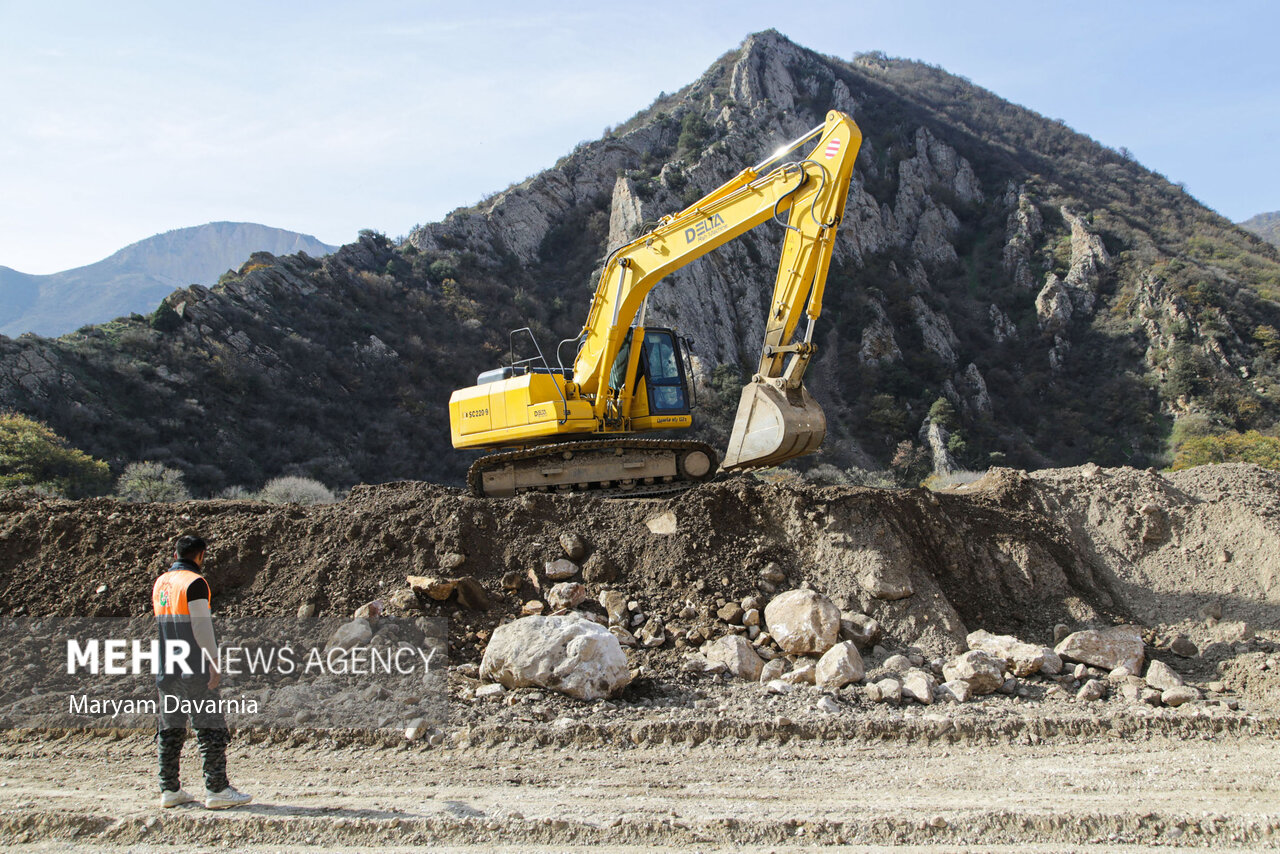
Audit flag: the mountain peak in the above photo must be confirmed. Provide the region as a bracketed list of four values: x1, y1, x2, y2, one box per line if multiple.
[0, 223, 338, 338]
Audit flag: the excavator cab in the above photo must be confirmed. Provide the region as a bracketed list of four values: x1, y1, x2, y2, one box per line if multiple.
[638, 329, 689, 415]
[615, 327, 694, 431]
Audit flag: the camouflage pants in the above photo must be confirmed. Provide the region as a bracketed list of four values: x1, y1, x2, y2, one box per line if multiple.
[158, 727, 230, 793]
[157, 681, 230, 793]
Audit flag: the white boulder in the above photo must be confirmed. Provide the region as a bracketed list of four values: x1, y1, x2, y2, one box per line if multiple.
[816, 642, 866, 689]
[1144, 659, 1184, 691]
[479, 615, 630, 700]
[1055, 625, 1144, 674]
[764, 589, 841, 655]
[942, 650, 1005, 695]
[704, 635, 764, 681]
[965, 630, 1048, 677]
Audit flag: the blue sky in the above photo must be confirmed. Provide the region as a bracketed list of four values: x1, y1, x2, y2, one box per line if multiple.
[1, 0, 1276, 273]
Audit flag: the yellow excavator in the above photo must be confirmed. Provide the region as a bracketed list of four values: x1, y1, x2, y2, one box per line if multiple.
[449, 110, 862, 497]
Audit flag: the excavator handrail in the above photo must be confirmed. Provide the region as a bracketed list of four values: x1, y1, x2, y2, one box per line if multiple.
[507, 327, 569, 424]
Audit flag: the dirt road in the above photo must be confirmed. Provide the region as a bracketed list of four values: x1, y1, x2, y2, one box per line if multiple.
[3, 721, 1279, 851]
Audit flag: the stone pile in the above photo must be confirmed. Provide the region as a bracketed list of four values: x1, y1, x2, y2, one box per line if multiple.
[677, 600, 1218, 711]
[365, 531, 1224, 712]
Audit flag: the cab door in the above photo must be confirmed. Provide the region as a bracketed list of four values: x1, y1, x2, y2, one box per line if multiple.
[640, 329, 690, 415]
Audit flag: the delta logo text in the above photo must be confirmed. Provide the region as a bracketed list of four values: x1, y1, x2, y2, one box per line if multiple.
[685, 213, 725, 244]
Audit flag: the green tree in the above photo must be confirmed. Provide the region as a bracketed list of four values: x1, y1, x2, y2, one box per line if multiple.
[1255, 325, 1280, 360]
[677, 112, 711, 156]
[928, 397, 958, 430]
[0, 413, 111, 497]
[116, 461, 191, 502]
[889, 440, 931, 486]
[1171, 431, 1280, 471]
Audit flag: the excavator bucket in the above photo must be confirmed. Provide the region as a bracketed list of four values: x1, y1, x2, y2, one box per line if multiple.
[721, 380, 827, 470]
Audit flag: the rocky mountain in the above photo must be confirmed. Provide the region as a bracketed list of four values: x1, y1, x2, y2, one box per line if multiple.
[0, 222, 337, 337]
[1241, 212, 1280, 248]
[1, 31, 1277, 495]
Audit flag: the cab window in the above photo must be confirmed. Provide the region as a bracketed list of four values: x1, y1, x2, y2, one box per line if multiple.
[641, 331, 687, 413]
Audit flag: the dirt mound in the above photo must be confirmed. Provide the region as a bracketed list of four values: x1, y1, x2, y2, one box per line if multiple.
[0, 476, 1116, 652]
[0, 463, 1275, 694]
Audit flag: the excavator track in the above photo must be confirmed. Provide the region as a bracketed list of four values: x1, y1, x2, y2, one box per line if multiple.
[467, 438, 718, 498]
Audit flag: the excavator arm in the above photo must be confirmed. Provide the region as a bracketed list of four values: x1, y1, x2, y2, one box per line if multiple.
[572, 110, 861, 466]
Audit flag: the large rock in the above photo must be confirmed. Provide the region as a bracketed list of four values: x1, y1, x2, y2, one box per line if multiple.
[1077, 679, 1106, 701]
[479, 615, 630, 700]
[1144, 660, 1184, 691]
[386, 588, 420, 614]
[759, 658, 790, 682]
[558, 532, 586, 561]
[840, 613, 882, 649]
[965, 630, 1047, 677]
[872, 677, 902, 704]
[326, 618, 373, 651]
[407, 575, 456, 601]
[704, 635, 764, 681]
[815, 642, 865, 689]
[1040, 648, 1064, 675]
[1055, 625, 1144, 674]
[1161, 685, 1201, 707]
[902, 669, 936, 705]
[764, 589, 840, 655]
[941, 650, 1005, 695]
[598, 590, 629, 625]
[544, 559, 580, 581]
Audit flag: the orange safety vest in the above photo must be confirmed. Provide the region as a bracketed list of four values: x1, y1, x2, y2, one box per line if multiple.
[153, 564, 209, 682]
[153, 568, 203, 618]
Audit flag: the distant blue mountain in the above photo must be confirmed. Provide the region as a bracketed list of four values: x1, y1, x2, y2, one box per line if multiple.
[0, 222, 338, 337]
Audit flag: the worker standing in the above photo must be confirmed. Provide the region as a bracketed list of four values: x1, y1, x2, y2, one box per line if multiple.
[152, 534, 253, 810]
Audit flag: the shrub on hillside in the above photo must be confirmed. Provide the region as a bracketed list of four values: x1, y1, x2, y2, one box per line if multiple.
[257, 476, 336, 505]
[116, 461, 191, 502]
[0, 413, 111, 497]
[1170, 430, 1280, 471]
[802, 463, 896, 488]
[218, 485, 254, 500]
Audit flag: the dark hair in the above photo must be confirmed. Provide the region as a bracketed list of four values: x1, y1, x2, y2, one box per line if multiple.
[175, 535, 207, 560]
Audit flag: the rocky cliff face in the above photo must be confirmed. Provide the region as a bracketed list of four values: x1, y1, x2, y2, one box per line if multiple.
[0, 32, 1277, 493]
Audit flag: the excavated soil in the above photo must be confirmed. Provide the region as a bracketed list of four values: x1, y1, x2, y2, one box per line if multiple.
[1, 462, 1279, 849]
